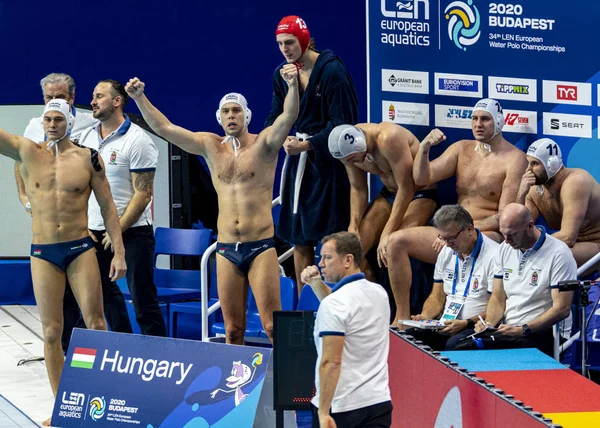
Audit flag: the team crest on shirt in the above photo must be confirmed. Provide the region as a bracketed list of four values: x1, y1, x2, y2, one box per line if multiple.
[503, 268, 513, 280]
[109, 151, 117, 165]
[472, 277, 480, 292]
[530, 270, 540, 287]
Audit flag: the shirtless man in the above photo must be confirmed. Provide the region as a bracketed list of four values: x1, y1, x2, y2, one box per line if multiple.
[386, 98, 527, 325]
[125, 68, 299, 344]
[327, 123, 437, 278]
[15, 73, 97, 214]
[0, 99, 126, 426]
[517, 138, 600, 273]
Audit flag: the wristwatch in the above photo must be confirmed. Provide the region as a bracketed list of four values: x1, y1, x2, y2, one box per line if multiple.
[466, 319, 475, 329]
[522, 324, 532, 337]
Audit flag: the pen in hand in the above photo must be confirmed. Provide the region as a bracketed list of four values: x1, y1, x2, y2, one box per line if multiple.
[478, 315, 486, 326]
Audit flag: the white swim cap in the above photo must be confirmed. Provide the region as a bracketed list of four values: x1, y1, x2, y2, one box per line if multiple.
[43, 99, 74, 156]
[473, 98, 504, 137]
[43, 99, 74, 135]
[216, 92, 252, 128]
[527, 138, 564, 180]
[328, 125, 367, 159]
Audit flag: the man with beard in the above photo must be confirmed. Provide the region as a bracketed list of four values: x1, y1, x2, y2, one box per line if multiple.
[517, 138, 600, 273]
[386, 99, 527, 326]
[75, 80, 167, 338]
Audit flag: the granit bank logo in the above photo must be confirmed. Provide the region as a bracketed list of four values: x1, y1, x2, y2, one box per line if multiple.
[381, 69, 429, 94]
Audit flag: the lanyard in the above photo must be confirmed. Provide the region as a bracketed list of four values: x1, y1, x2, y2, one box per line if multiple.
[451, 253, 478, 298]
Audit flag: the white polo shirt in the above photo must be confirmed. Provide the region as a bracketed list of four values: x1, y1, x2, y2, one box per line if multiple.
[312, 273, 391, 413]
[433, 230, 500, 320]
[79, 115, 158, 230]
[493, 228, 577, 326]
[23, 106, 97, 143]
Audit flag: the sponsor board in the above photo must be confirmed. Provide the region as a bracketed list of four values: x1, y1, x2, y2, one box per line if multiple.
[435, 104, 473, 129]
[382, 69, 429, 94]
[503, 110, 537, 134]
[434, 73, 482, 98]
[543, 112, 592, 138]
[383, 101, 430, 126]
[488, 76, 537, 102]
[54, 329, 272, 427]
[542, 80, 592, 106]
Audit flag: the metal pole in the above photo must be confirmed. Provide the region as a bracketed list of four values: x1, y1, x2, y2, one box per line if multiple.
[276, 409, 284, 428]
[581, 303, 588, 377]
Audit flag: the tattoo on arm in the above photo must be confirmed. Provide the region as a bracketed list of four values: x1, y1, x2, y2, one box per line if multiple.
[134, 171, 155, 193]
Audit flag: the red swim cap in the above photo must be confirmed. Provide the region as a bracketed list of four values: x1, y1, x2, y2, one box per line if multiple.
[276, 15, 311, 54]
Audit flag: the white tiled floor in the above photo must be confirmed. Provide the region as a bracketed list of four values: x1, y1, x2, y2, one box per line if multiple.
[0, 305, 55, 427]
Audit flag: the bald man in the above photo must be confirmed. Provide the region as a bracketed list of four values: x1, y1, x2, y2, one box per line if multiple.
[451, 203, 576, 356]
[386, 99, 528, 325]
[517, 138, 600, 273]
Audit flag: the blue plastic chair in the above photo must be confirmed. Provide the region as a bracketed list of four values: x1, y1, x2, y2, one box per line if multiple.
[118, 227, 212, 335]
[296, 282, 334, 311]
[169, 257, 221, 338]
[212, 276, 298, 338]
[258, 276, 298, 338]
[297, 285, 321, 311]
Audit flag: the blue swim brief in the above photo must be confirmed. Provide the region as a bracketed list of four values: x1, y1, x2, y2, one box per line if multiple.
[30, 236, 95, 271]
[379, 187, 438, 206]
[216, 237, 276, 274]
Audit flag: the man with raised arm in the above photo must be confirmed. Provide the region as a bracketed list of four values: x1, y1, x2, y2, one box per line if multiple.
[517, 138, 600, 273]
[125, 67, 299, 344]
[386, 99, 527, 326]
[301, 232, 392, 428]
[0, 99, 126, 426]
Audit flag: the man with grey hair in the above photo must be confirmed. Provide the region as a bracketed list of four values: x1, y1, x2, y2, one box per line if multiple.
[404, 205, 500, 350]
[15, 73, 97, 213]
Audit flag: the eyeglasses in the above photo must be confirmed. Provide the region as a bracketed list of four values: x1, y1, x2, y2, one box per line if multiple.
[438, 227, 466, 243]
